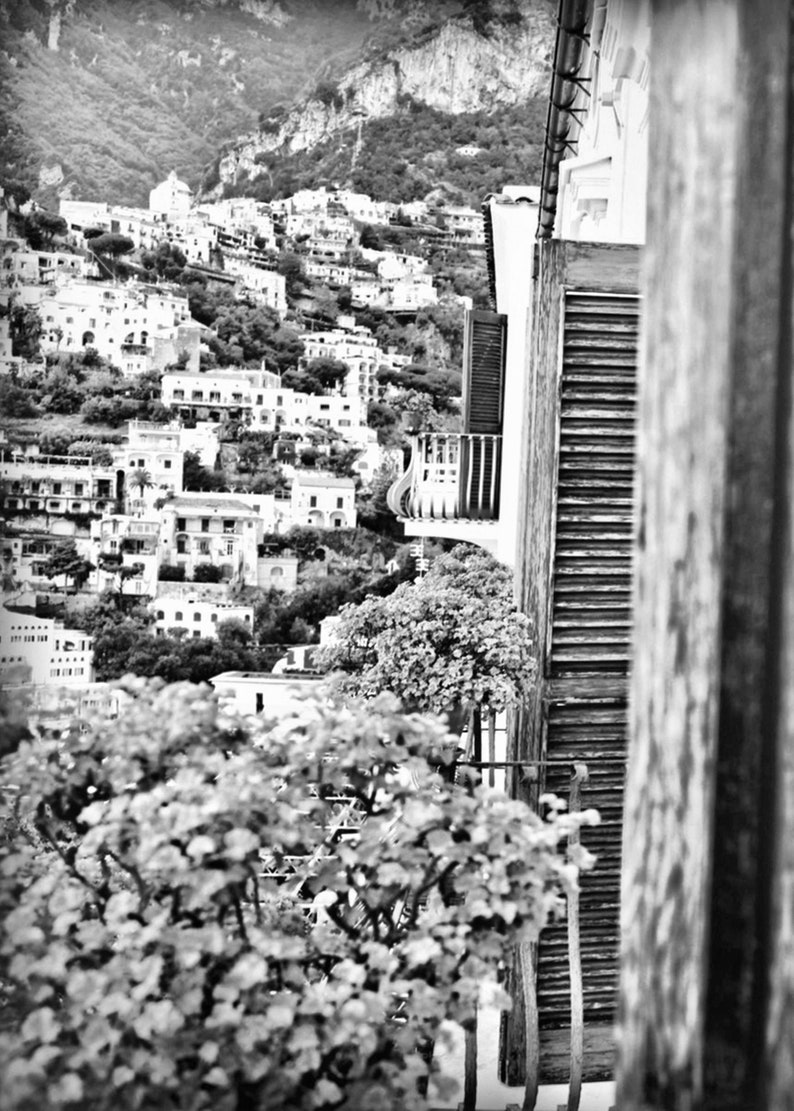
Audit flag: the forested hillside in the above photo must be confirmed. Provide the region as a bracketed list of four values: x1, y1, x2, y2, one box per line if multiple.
[0, 0, 379, 207]
[227, 97, 548, 205]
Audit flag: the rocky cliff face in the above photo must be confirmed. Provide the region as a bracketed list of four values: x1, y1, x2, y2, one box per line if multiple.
[216, 1, 555, 192]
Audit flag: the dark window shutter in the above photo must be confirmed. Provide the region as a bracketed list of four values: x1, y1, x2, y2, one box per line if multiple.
[462, 309, 507, 434]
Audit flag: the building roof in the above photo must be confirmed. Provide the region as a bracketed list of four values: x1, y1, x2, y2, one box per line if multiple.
[168, 496, 257, 515]
[294, 472, 355, 489]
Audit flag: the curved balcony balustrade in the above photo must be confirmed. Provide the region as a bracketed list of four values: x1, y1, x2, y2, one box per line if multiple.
[387, 432, 502, 522]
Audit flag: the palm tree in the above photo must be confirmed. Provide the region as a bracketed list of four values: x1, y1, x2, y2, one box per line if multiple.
[128, 467, 153, 511]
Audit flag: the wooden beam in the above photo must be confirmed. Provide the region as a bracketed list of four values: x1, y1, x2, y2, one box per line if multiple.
[617, 1, 792, 1107]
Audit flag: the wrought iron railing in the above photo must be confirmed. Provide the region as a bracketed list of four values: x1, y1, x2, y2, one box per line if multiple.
[386, 432, 502, 521]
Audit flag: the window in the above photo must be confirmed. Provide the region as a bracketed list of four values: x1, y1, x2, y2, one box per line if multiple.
[75, 483, 84, 496]
[225, 540, 234, 556]
[164, 459, 172, 469]
[336, 497, 344, 509]
[173, 389, 184, 400]
[209, 391, 221, 403]
[175, 611, 183, 621]
[156, 610, 165, 619]
[194, 613, 201, 622]
[192, 630, 201, 638]
[199, 540, 210, 555]
[176, 518, 186, 531]
[210, 613, 218, 623]
[53, 483, 62, 495]
[256, 693, 264, 713]
[201, 518, 210, 532]
[191, 391, 203, 401]
[176, 539, 186, 554]
[138, 459, 145, 468]
[309, 495, 317, 508]
[222, 519, 234, 533]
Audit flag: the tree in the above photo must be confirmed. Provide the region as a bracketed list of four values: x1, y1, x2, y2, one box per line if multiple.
[182, 451, 226, 492]
[41, 540, 95, 591]
[317, 544, 533, 726]
[128, 467, 153, 503]
[276, 250, 307, 299]
[0, 378, 38, 418]
[141, 239, 187, 281]
[0, 682, 596, 1111]
[9, 303, 42, 361]
[23, 210, 68, 249]
[303, 356, 349, 391]
[88, 233, 135, 258]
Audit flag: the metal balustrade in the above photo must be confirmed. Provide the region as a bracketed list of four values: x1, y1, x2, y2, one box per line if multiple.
[386, 432, 502, 521]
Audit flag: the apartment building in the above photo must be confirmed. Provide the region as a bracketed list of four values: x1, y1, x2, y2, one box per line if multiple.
[28, 277, 198, 375]
[118, 420, 184, 511]
[152, 590, 254, 639]
[0, 605, 94, 687]
[91, 512, 160, 599]
[158, 494, 261, 584]
[291, 472, 356, 529]
[299, 327, 386, 405]
[0, 451, 118, 528]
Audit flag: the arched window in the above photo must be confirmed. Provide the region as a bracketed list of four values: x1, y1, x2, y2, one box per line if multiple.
[156, 610, 164, 620]
[174, 611, 183, 621]
[82, 331, 95, 346]
[194, 613, 201, 622]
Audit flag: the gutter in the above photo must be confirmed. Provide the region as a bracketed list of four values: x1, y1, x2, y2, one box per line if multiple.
[537, 0, 593, 240]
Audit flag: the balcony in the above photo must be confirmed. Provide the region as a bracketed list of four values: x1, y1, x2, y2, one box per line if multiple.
[387, 432, 502, 523]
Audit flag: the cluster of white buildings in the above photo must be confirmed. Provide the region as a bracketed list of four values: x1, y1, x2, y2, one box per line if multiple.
[0, 410, 361, 692]
[0, 175, 478, 712]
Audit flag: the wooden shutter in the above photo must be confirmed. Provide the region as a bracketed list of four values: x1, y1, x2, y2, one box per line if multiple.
[506, 242, 640, 1085]
[462, 309, 507, 434]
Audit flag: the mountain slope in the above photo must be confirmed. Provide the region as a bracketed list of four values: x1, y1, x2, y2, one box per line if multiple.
[0, 0, 379, 207]
[213, 0, 556, 203]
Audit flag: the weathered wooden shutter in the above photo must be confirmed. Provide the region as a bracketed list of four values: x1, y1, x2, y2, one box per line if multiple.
[462, 309, 507, 433]
[461, 310, 506, 519]
[505, 242, 640, 1085]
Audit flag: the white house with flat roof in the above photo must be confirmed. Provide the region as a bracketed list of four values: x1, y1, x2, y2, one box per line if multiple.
[291, 472, 356, 529]
[158, 494, 261, 584]
[209, 671, 323, 717]
[0, 606, 94, 687]
[152, 593, 254, 639]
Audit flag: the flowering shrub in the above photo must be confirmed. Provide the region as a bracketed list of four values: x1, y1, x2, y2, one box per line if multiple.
[0, 681, 596, 1110]
[316, 544, 534, 716]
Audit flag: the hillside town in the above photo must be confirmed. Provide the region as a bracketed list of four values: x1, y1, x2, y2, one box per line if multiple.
[6, 1, 791, 1110]
[0, 173, 488, 703]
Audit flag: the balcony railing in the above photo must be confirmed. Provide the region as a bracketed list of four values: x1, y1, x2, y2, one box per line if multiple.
[387, 433, 502, 521]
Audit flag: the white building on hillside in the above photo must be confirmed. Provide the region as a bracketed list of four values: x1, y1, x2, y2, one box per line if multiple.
[149, 171, 193, 221]
[0, 606, 94, 687]
[119, 421, 184, 511]
[28, 277, 199, 375]
[210, 671, 323, 717]
[299, 327, 387, 406]
[152, 593, 254, 639]
[91, 513, 160, 599]
[291, 472, 356, 529]
[158, 494, 261, 584]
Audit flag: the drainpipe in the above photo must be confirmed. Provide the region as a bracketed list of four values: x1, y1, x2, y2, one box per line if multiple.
[537, 0, 593, 239]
